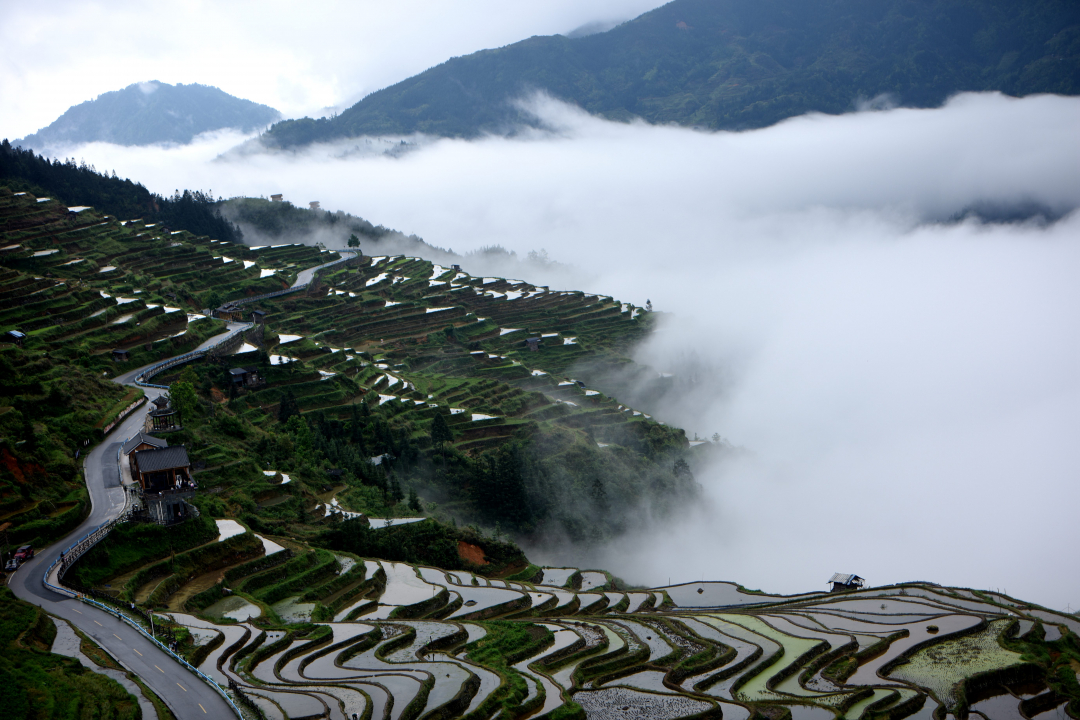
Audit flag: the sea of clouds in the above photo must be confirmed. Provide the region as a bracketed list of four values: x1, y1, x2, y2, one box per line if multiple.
[50, 91, 1080, 611]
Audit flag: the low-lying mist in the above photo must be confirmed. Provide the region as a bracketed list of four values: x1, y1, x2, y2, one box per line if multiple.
[53, 92, 1080, 611]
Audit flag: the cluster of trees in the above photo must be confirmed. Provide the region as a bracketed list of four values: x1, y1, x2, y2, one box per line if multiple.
[219, 196, 398, 244]
[0, 140, 242, 242]
[318, 517, 525, 573]
[160, 349, 698, 548]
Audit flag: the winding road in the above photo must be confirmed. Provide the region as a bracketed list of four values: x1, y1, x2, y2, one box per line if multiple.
[7, 324, 247, 719]
[7, 251, 356, 718]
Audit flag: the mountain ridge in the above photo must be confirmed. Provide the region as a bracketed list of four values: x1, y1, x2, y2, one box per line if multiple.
[262, 0, 1080, 148]
[19, 80, 280, 152]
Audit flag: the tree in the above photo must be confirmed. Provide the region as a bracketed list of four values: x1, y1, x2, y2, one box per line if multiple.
[673, 458, 693, 481]
[205, 290, 222, 311]
[347, 234, 360, 248]
[170, 383, 197, 425]
[430, 412, 453, 445]
[390, 476, 404, 505]
[286, 414, 312, 455]
[278, 390, 300, 423]
[179, 365, 198, 386]
[589, 476, 608, 509]
[408, 487, 422, 514]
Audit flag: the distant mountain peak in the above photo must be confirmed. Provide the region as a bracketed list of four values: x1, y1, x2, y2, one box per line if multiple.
[19, 81, 280, 153]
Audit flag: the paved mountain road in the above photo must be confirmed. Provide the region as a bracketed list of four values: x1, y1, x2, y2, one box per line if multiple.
[6, 324, 249, 718]
[6, 250, 355, 718]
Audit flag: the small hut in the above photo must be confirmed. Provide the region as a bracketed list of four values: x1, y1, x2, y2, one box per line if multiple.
[828, 573, 865, 592]
[3, 330, 25, 347]
[251, 309, 266, 324]
[525, 337, 541, 352]
[229, 367, 262, 388]
[111, 348, 130, 362]
[270, 194, 283, 202]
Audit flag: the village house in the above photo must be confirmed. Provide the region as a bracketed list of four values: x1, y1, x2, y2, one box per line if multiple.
[828, 573, 865, 592]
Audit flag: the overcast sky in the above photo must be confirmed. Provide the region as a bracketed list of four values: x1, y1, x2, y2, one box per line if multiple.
[0, 0, 665, 138]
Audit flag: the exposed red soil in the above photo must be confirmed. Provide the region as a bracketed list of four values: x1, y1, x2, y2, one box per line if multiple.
[457, 541, 488, 566]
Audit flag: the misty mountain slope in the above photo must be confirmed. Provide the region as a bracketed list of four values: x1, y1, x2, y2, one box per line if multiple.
[262, 0, 1080, 147]
[18, 81, 280, 152]
[0, 140, 242, 242]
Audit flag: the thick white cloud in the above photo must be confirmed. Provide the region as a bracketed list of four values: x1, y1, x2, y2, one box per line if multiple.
[40, 91, 1080, 612]
[0, 0, 665, 138]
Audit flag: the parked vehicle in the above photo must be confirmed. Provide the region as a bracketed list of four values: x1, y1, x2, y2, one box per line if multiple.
[13, 545, 33, 562]
[4, 558, 18, 572]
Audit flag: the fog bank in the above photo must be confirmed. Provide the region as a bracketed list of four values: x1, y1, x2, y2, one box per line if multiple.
[56, 92, 1080, 611]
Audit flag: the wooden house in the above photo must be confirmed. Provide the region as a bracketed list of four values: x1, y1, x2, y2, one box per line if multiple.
[131, 446, 192, 493]
[112, 348, 130, 361]
[229, 367, 262, 388]
[123, 432, 168, 478]
[828, 573, 865, 592]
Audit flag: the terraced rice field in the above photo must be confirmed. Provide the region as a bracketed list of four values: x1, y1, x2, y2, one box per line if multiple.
[142, 551, 1075, 720]
[7, 188, 1079, 718]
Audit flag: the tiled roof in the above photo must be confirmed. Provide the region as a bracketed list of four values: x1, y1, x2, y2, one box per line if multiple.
[133, 446, 190, 473]
[122, 432, 167, 455]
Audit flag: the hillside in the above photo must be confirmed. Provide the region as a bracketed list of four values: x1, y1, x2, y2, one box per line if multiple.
[4, 189, 1080, 720]
[262, 0, 1080, 147]
[0, 140, 242, 242]
[18, 81, 279, 152]
[0, 185, 704, 552]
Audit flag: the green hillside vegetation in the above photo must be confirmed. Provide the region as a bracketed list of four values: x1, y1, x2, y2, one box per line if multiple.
[0, 185, 337, 548]
[1, 140, 243, 242]
[263, 0, 1080, 146]
[18, 80, 280, 150]
[220, 195, 445, 256]
[0, 587, 141, 720]
[0, 181, 702, 581]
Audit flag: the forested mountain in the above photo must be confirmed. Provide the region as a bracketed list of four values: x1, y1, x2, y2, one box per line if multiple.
[263, 0, 1080, 147]
[18, 81, 279, 152]
[0, 140, 242, 242]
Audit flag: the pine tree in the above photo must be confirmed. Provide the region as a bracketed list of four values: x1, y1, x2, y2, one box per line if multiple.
[430, 412, 453, 445]
[408, 487, 422, 513]
[278, 390, 300, 423]
[390, 476, 404, 505]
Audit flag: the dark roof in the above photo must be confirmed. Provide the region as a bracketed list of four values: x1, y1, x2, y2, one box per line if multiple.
[152, 395, 170, 407]
[133, 446, 190, 473]
[251, 309, 266, 316]
[829, 573, 864, 585]
[229, 368, 249, 375]
[112, 348, 129, 355]
[122, 432, 168, 455]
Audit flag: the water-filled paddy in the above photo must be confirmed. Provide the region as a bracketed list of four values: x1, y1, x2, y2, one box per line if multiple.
[203, 595, 261, 621]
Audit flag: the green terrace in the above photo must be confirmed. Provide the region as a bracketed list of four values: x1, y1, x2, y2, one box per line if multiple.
[62, 512, 1080, 720]
[0, 186, 338, 368]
